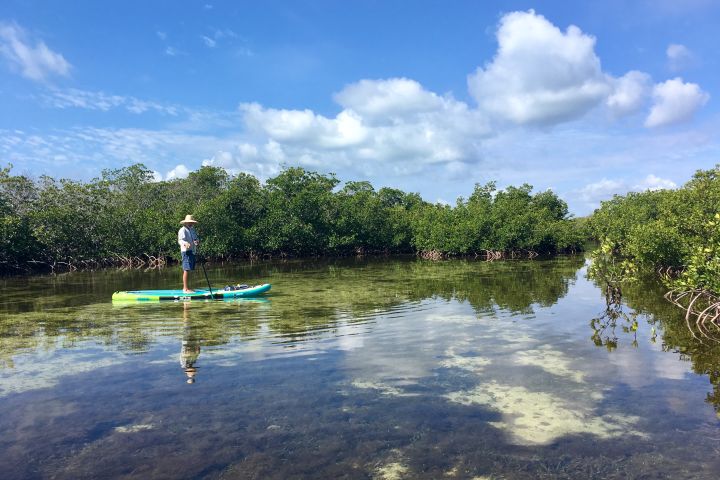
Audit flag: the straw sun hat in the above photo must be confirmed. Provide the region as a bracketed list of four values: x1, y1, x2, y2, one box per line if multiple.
[180, 214, 198, 225]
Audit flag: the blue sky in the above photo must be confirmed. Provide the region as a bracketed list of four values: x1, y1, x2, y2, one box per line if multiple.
[1, 0, 718, 215]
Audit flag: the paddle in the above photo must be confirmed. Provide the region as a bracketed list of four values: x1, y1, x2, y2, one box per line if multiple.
[197, 247, 213, 296]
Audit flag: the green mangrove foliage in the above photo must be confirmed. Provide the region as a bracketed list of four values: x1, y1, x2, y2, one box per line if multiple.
[1, 163, 582, 272]
[588, 166, 720, 292]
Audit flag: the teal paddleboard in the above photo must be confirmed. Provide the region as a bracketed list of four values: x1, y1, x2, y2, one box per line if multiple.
[112, 283, 271, 302]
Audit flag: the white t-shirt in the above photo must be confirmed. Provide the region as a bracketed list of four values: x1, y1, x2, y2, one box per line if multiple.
[178, 226, 199, 253]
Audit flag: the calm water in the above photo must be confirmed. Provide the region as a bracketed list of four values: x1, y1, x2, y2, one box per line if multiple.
[2, 256, 720, 479]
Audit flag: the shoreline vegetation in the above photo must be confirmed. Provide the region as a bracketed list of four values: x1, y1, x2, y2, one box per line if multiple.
[5, 161, 720, 337]
[1, 163, 584, 275]
[587, 165, 720, 335]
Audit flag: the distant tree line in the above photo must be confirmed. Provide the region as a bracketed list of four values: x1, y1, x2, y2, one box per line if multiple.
[0, 163, 583, 273]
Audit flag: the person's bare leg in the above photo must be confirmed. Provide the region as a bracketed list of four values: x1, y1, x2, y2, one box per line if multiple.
[183, 270, 194, 293]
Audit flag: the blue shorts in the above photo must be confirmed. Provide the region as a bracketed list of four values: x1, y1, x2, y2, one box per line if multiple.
[181, 251, 196, 271]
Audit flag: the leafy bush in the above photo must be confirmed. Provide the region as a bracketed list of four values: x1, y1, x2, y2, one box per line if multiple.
[588, 165, 720, 293]
[0, 163, 583, 272]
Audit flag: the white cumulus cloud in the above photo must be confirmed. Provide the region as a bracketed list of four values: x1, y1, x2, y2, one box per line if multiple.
[578, 178, 626, 204]
[220, 11, 707, 183]
[237, 78, 490, 174]
[467, 10, 611, 125]
[606, 71, 651, 117]
[241, 103, 368, 148]
[0, 21, 71, 82]
[333, 78, 444, 119]
[578, 174, 677, 208]
[633, 174, 676, 191]
[201, 142, 284, 179]
[645, 78, 709, 128]
[165, 164, 190, 180]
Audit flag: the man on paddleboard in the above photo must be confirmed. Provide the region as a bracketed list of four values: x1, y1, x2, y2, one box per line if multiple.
[178, 215, 200, 293]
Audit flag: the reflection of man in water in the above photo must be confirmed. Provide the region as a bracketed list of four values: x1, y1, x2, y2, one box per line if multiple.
[180, 302, 201, 384]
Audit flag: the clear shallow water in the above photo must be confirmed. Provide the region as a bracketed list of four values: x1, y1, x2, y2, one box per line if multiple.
[1, 256, 720, 479]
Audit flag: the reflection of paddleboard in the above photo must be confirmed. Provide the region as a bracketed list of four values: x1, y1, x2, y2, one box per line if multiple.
[112, 283, 271, 302]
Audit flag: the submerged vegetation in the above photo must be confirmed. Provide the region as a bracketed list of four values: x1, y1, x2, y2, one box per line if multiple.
[3, 256, 716, 478]
[0, 257, 584, 364]
[0, 163, 582, 273]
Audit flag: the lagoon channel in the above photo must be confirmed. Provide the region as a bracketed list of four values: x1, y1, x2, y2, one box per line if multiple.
[1, 255, 720, 479]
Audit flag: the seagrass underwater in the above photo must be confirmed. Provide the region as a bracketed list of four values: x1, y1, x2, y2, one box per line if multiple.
[1, 256, 720, 478]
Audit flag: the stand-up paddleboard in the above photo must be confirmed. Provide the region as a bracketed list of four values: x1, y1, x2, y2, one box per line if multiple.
[112, 283, 271, 302]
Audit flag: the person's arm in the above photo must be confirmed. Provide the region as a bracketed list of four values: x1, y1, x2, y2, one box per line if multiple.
[191, 228, 200, 253]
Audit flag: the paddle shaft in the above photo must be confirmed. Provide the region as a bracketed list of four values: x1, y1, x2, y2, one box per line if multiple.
[194, 243, 213, 296]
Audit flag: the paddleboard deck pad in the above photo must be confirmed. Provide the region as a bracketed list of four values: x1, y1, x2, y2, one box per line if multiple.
[112, 283, 271, 302]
